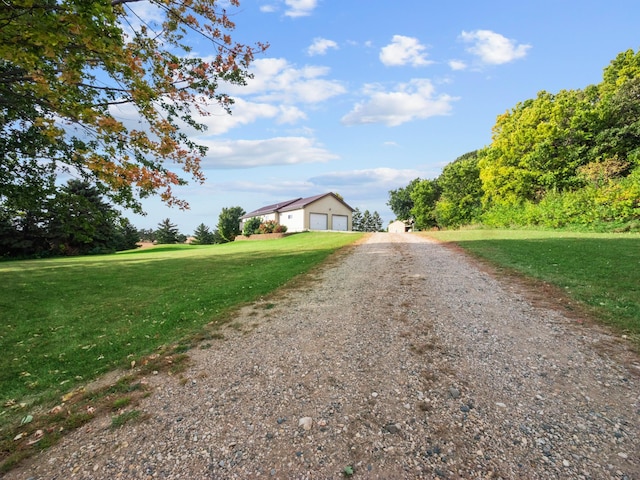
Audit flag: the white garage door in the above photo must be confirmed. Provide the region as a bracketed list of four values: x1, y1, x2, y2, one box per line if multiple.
[332, 215, 348, 231]
[309, 213, 328, 230]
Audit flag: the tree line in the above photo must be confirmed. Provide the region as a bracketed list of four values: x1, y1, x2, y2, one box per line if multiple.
[389, 49, 640, 231]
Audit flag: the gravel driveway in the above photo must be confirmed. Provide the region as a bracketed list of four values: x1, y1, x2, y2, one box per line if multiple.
[8, 232, 639, 479]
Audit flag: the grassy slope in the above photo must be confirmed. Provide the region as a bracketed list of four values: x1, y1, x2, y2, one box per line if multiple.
[0, 232, 363, 412]
[421, 229, 640, 342]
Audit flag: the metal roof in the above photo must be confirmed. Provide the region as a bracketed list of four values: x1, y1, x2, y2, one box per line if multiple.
[242, 193, 354, 218]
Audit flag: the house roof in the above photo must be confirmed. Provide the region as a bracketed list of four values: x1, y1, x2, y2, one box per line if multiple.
[241, 198, 301, 219]
[242, 193, 354, 219]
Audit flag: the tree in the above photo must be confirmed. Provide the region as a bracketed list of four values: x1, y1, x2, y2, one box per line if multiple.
[361, 210, 372, 232]
[352, 209, 383, 232]
[47, 180, 121, 255]
[217, 206, 245, 242]
[0, 1, 267, 215]
[434, 151, 484, 227]
[388, 178, 421, 220]
[370, 211, 383, 232]
[155, 218, 180, 244]
[352, 208, 363, 232]
[138, 228, 156, 243]
[192, 223, 215, 245]
[410, 179, 441, 230]
[113, 218, 140, 251]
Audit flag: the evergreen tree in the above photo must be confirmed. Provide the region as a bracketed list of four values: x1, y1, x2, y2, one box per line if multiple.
[371, 211, 383, 232]
[46, 180, 119, 255]
[361, 210, 372, 232]
[155, 218, 180, 244]
[113, 218, 140, 251]
[352, 208, 363, 231]
[192, 223, 215, 245]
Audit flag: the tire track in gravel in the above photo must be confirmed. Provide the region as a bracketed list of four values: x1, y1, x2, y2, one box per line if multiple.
[6, 232, 639, 480]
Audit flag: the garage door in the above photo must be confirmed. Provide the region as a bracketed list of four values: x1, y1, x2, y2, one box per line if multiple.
[309, 213, 328, 230]
[332, 215, 348, 231]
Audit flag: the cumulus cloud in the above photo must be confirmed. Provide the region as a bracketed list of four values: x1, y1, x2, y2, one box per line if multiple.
[309, 167, 422, 186]
[231, 58, 346, 104]
[379, 35, 432, 67]
[460, 30, 531, 65]
[307, 37, 339, 56]
[188, 99, 305, 135]
[341, 79, 457, 127]
[284, 0, 318, 17]
[448, 59, 467, 71]
[199, 137, 338, 169]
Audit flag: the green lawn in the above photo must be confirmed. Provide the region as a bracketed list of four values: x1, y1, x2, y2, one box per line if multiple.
[421, 229, 640, 341]
[0, 232, 363, 415]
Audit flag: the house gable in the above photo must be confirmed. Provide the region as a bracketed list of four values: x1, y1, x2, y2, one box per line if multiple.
[242, 192, 354, 233]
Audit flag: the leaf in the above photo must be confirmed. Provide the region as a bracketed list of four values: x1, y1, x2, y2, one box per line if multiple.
[20, 414, 33, 425]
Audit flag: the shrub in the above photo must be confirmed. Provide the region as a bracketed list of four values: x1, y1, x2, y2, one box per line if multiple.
[258, 220, 278, 234]
[243, 217, 262, 236]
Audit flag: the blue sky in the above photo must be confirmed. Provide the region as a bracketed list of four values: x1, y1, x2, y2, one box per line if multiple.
[123, 0, 640, 233]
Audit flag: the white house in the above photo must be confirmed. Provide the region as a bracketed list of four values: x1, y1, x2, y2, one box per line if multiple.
[241, 193, 355, 233]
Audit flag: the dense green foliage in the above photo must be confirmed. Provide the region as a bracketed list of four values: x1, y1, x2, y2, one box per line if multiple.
[434, 151, 483, 227]
[0, 180, 139, 257]
[217, 206, 245, 242]
[242, 217, 262, 236]
[192, 223, 216, 245]
[0, 232, 363, 426]
[410, 178, 441, 230]
[155, 218, 181, 244]
[352, 208, 383, 232]
[423, 229, 640, 342]
[387, 179, 420, 220]
[394, 49, 640, 231]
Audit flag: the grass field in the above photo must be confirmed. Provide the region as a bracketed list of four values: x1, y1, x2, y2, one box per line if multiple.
[0, 232, 363, 419]
[421, 229, 640, 343]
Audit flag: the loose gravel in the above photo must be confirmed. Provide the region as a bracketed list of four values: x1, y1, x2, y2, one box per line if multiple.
[7, 232, 639, 479]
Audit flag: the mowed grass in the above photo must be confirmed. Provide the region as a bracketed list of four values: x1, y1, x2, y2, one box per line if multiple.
[0, 232, 363, 417]
[421, 229, 640, 342]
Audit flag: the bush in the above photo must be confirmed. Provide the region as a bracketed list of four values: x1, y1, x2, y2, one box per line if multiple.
[243, 217, 262, 236]
[259, 220, 278, 234]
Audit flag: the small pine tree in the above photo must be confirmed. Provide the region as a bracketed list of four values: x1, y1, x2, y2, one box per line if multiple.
[192, 223, 215, 244]
[352, 208, 363, 232]
[361, 210, 372, 232]
[155, 218, 180, 244]
[371, 211, 383, 232]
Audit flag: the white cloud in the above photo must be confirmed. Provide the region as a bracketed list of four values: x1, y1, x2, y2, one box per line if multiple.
[230, 58, 346, 104]
[448, 59, 467, 71]
[284, 0, 318, 17]
[260, 4, 277, 13]
[341, 79, 457, 127]
[308, 168, 425, 195]
[307, 37, 339, 56]
[379, 35, 432, 67]
[460, 30, 531, 65]
[199, 137, 338, 169]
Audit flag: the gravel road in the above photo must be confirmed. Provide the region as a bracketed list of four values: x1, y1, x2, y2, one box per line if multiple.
[7, 232, 639, 479]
